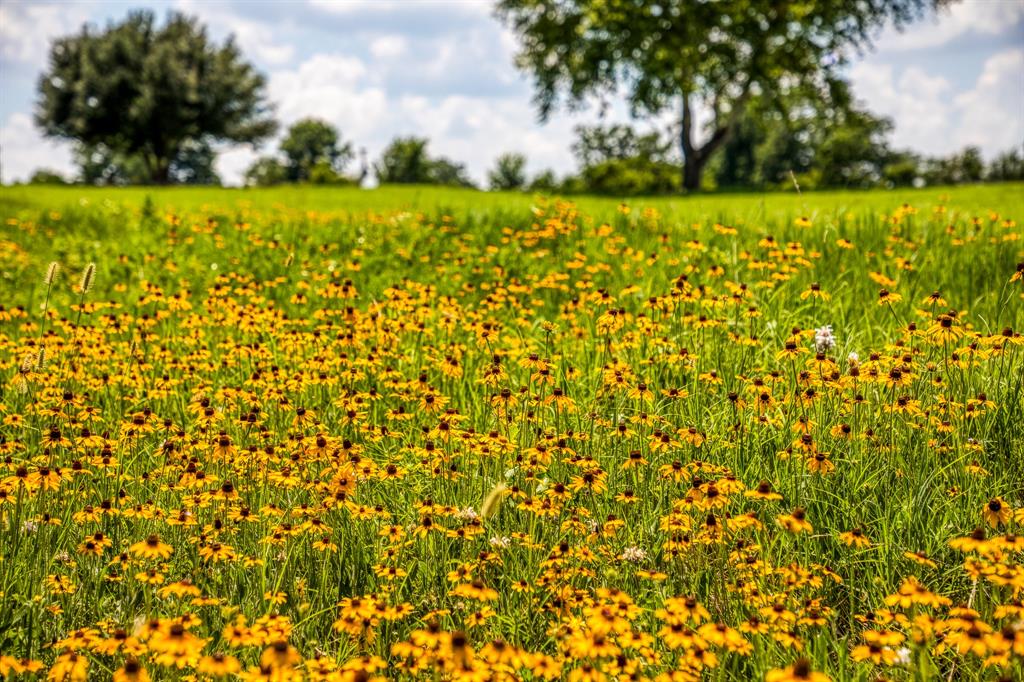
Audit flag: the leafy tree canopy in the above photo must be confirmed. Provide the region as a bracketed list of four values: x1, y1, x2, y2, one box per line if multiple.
[497, 0, 942, 190]
[36, 10, 276, 184]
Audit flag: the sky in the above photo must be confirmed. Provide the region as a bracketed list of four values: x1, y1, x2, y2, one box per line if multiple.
[1, 0, 1022, 185]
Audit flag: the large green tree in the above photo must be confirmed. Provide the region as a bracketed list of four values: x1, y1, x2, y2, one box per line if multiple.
[36, 10, 276, 184]
[496, 0, 941, 191]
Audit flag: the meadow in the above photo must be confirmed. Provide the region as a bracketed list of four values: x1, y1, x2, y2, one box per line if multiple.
[0, 183, 1022, 681]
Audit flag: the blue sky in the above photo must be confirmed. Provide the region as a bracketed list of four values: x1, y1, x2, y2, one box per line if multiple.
[1, 0, 1022, 184]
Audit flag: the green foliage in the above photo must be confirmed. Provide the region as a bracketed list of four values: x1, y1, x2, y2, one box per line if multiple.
[36, 10, 276, 184]
[488, 152, 528, 191]
[987, 148, 1024, 182]
[168, 139, 221, 186]
[26, 170, 69, 186]
[713, 84, 897, 190]
[74, 143, 149, 186]
[307, 161, 357, 186]
[375, 137, 474, 187]
[244, 157, 289, 187]
[74, 139, 220, 186]
[527, 169, 559, 193]
[375, 136, 432, 184]
[571, 124, 671, 168]
[923, 147, 986, 186]
[566, 124, 679, 195]
[579, 158, 679, 196]
[497, 0, 939, 190]
[883, 152, 922, 188]
[280, 118, 354, 183]
[429, 158, 475, 188]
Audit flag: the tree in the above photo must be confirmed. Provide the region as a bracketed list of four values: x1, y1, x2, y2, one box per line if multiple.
[374, 137, 475, 187]
[28, 169, 69, 185]
[280, 118, 353, 182]
[569, 124, 679, 195]
[882, 152, 922, 187]
[710, 82, 898, 190]
[528, 169, 559, 192]
[957, 147, 984, 183]
[814, 108, 893, 188]
[244, 157, 288, 187]
[429, 158, 475, 188]
[580, 158, 678, 195]
[375, 137, 432, 184]
[36, 10, 276, 184]
[488, 152, 528, 190]
[922, 147, 985, 186]
[497, 0, 938, 191]
[987, 148, 1024, 182]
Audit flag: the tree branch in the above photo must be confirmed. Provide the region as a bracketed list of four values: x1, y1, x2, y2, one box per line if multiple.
[697, 78, 753, 159]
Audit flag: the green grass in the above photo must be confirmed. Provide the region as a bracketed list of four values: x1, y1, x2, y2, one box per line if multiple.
[0, 183, 1021, 681]
[3, 181, 1023, 217]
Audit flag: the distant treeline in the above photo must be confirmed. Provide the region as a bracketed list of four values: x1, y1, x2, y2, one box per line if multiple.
[28, 115, 1024, 195]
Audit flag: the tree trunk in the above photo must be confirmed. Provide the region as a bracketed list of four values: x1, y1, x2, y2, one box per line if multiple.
[679, 93, 704, 192]
[151, 157, 171, 185]
[682, 154, 704, 191]
[678, 85, 751, 192]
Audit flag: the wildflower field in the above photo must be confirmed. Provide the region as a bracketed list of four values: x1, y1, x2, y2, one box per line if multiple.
[1, 183, 1023, 682]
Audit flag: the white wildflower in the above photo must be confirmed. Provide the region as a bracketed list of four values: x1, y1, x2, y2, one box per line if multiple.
[814, 325, 836, 352]
[456, 507, 479, 522]
[488, 536, 512, 549]
[620, 546, 648, 563]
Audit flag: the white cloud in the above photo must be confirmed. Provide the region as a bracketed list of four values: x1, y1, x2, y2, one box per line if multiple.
[0, 113, 75, 183]
[175, 0, 295, 65]
[215, 146, 259, 186]
[0, 1, 91, 64]
[874, 0, 1024, 51]
[267, 54, 388, 143]
[308, 0, 490, 15]
[953, 48, 1024, 153]
[849, 62, 952, 151]
[850, 48, 1023, 158]
[369, 35, 407, 60]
